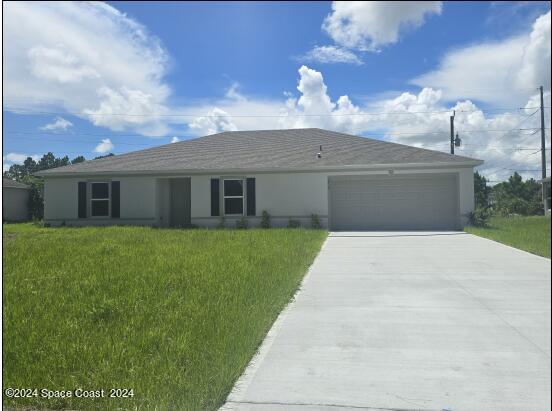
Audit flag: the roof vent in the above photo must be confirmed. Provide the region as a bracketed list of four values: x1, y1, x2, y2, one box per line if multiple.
[317, 144, 323, 159]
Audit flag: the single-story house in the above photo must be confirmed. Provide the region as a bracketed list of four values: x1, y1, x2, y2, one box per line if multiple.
[37, 128, 483, 230]
[3, 178, 31, 222]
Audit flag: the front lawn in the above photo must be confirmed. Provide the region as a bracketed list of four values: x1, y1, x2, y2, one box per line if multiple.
[2, 224, 326, 410]
[465, 215, 551, 258]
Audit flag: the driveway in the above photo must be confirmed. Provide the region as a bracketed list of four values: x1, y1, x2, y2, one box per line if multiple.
[223, 232, 551, 411]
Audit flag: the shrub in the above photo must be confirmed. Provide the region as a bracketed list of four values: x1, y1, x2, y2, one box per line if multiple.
[310, 214, 321, 229]
[467, 207, 491, 227]
[495, 198, 542, 217]
[288, 219, 301, 228]
[260, 210, 271, 229]
[236, 217, 249, 229]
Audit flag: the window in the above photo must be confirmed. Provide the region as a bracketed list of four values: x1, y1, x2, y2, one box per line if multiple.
[91, 182, 110, 217]
[223, 179, 244, 215]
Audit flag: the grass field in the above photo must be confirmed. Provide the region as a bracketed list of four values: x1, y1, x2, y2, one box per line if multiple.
[465, 215, 551, 258]
[2, 224, 327, 410]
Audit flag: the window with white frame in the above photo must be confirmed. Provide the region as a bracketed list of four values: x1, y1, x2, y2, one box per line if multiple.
[223, 179, 244, 215]
[91, 182, 110, 217]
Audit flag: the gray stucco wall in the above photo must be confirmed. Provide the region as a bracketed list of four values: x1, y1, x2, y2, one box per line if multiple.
[3, 187, 30, 222]
[43, 166, 476, 228]
[44, 176, 157, 225]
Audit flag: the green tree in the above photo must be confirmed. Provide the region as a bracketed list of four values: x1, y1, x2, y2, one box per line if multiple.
[493, 172, 543, 216]
[71, 156, 86, 164]
[94, 153, 114, 160]
[3, 152, 89, 220]
[474, 171, 491, 209]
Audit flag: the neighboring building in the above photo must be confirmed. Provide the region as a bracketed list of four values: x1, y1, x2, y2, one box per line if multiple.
[2, 178, 30, 222]
[542, 177, 551, 216]
[37, 128, 483, 230]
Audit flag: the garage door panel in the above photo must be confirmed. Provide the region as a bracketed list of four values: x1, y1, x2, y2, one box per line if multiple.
[329, 174, 459, 231]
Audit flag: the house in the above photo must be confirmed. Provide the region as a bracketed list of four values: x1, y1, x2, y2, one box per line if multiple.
[37, 128, 483, 230]
[2, 178, 31, 222]
[542, 177, 551, 216]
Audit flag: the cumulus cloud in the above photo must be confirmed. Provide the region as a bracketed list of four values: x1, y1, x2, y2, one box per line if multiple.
[364, 88, 551, 182]
[40, 116, 73, 131]
[299, 45, 363, 65]
[3, 2, 170, 136]
[412, 10, 551, 105]
[94, 138, 114, 154]
[323, 1, 442, 51]
[170, 136, 180, 143]
[188, 108, 239, 136]
[181, 64, 550, 182]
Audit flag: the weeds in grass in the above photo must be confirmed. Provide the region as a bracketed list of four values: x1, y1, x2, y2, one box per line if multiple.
[465, 216, 550, 258]
[2, 224, 327, 410]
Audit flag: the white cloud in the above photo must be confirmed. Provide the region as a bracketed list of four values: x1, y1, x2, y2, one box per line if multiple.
[3, 153, 40, 163]
[412, 10, 551, 105]
[94, 138, 114, 154]
[225, 82, 247, 102]
[299, 45, 363, 65]
[323, 1, 442, 51]
[3, 2, 170, 136]
[517, 11, 551, 90]
[83, 86, 169, 136]
[40, 116, 73, 131]
[189, 108, 238, 136]
[179, 64, 550, 182]
[28, 45, 100, 83]
[170, 136, 180, 143]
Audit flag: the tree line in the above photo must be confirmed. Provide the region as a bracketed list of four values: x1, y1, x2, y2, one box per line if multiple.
[3, 152, 113, 219]
[472, 171, 544, 226]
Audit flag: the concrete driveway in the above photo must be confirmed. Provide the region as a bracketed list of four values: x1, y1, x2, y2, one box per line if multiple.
[223, 232, 551, 411]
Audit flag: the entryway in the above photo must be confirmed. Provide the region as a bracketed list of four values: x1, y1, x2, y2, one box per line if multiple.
[169, 178, 191, 227]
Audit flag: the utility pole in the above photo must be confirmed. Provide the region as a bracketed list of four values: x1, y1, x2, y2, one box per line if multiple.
[450, 110, 455, 155]
[539, 86, 547, 180]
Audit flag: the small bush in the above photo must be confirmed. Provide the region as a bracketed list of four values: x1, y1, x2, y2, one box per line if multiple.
[236, 217, 249, 229]
[311, 214, 321, 229]
[260, 210, 271, 229]
[496, 198, 543, 217]
[288, 219, 301, 228]
[467, 207, 491, 227]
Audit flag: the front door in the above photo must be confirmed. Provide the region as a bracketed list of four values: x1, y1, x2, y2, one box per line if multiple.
[169, 178, 191, 227]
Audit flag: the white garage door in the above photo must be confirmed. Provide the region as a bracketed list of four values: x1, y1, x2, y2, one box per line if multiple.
[329, 174, 459, 231]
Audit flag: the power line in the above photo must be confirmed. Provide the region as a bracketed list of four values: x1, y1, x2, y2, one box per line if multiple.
[3, 127, 550, 139]
[3, 106, 550, 118]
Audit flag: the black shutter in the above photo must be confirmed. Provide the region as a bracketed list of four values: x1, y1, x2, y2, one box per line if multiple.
[210, 179, 220, 216]
[246, 178, 256, 216]
[78, 182, 87, 218]
[111, 181, 120, 218]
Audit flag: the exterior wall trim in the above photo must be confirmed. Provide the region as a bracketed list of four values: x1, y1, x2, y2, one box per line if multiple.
[38, 161, 483, 178]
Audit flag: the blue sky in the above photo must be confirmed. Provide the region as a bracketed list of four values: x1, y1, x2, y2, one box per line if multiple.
[3, 1, 551, 181]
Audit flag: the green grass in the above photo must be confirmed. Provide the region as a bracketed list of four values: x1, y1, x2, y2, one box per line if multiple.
[2, 224, 327, 410]
[465, 215, 551, 258]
